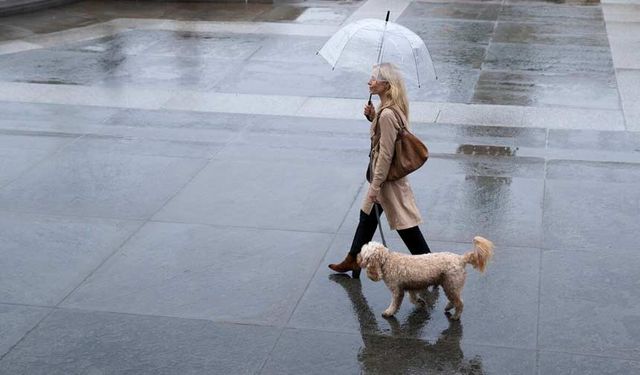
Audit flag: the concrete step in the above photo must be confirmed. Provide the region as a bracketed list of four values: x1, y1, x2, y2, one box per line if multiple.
[0, 0, 80, 16]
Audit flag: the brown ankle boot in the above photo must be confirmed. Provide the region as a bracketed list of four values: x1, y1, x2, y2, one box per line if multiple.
[328, 254, 361, 279]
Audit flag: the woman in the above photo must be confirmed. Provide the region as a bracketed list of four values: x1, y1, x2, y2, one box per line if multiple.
[329, 63, 431, 278]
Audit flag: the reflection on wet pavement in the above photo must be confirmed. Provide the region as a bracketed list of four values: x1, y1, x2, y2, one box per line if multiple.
[329, 274, 485, 374]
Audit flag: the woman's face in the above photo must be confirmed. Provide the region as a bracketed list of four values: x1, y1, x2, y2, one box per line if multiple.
[368, 71, 389, 96]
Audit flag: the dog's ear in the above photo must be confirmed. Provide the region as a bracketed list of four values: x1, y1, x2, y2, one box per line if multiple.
[366, 260, 382, 282]
[364, 245, 384, 282]
[358, 242, 376, 268]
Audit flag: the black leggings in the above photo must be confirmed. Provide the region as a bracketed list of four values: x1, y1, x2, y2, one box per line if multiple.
[349, 203, 431, 256]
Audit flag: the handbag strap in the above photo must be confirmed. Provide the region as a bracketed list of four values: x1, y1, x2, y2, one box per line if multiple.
[370, 107, 405, 155]
[381, 106, 407, 131]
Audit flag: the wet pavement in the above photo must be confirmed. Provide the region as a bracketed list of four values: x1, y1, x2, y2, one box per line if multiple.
[1, 0, 640, 374]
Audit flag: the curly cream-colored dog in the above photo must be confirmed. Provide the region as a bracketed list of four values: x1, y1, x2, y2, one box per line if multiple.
[357, 236, 494, 320]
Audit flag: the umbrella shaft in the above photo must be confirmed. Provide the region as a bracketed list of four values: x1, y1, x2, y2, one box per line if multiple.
[375, 11, 391, 65]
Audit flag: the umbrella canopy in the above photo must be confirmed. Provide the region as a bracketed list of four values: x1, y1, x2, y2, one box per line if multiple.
[318, 18, 438, 88]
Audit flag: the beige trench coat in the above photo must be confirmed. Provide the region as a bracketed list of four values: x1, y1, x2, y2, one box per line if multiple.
[362, 106, 423, 231]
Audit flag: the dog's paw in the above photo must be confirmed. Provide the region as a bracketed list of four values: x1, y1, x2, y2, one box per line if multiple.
[445, 302, 454, 311]
[382, 310, 395, 318]
[413, 297, 427, 307]
[445, 311, 461, 320]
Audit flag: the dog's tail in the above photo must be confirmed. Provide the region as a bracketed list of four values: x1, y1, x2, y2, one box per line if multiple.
[462, 236, 494, 273]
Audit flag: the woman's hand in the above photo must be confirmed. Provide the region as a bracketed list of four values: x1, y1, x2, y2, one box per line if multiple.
[364, 103, 375, 122]
[368, 187, 379, 203]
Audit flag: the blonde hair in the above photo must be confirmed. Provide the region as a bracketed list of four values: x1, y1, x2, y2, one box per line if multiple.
[373, 63, 409, 121]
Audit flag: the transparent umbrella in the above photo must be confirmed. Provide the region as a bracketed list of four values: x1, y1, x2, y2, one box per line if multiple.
[318, 12, 438, 89]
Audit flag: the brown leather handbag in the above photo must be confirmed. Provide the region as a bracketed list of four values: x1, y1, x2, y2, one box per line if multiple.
[368, 108, 428, 182]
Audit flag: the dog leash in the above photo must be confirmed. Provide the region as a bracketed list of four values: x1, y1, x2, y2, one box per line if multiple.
[374, 203, 387, 247]
[368, 152, 387, 248]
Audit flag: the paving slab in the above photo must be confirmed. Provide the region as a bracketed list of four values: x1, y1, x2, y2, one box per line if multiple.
[0, 40, 40, 55]
[61, 222, 333, 326]
[0, 131, 76, 187]
[137, 31, 265, 60]
[215, 115, 369, 164]
[158, 2, 272, 22]
[403, 1, 501, 21]
[0, 24, 34, 42]
[60, 29, 167, 55]
[0, 304, 50, 358]
[484, 43, 614, 75]
[0, 48, 118, 86]
[472, 70, 619, 109]
[0, 212, 142, 305]
[0, 101, 119, 125]
[397, 17, 495, 44]
[438, 103, 524, 127]
[603, 3, 640, 22]
[33, 84, 175, 110]
[0, 148, 208, 219]
[98, 55, 238, 91]
[213, 59, 369, 99]
[521, 106, 625, 131]
[499, 3, 604, 24]
[414, 122, 547, 149]
[295, 6, 354, 25]
[493, 21, 609, 46]
[163, 91, 309, 117]
[539, 249, 640, 360]
[248, 35, 326, 64]
[0, 309, 280, 375]
[543, 167, 640, 251]
[547, 128, 640, 153]
[617, 69, 640, 130]
[64, 135, 225, 159]
[538, 351, 640, 375]
[154, 158, 363, 233]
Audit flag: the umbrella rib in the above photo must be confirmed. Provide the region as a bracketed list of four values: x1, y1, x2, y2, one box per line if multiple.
[411, 46, 422, 88]
[387, 29, 438, 82]
[386, 30, 421, 84]
[329, 27, 377, 70]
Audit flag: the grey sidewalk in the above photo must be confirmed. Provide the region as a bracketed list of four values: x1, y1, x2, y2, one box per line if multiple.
[1, 1, 639, 374]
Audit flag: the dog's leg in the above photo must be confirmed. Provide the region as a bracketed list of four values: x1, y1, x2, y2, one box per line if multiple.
[451, 297, 464, 320]
[445, 301, 454, 312]
[382, 288, 404, 318]
[409, 291, 426, 306]
[442, 284, 464, 320]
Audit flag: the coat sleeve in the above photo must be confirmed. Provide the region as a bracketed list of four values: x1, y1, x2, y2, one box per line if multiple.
[371, 109, 399, 192]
